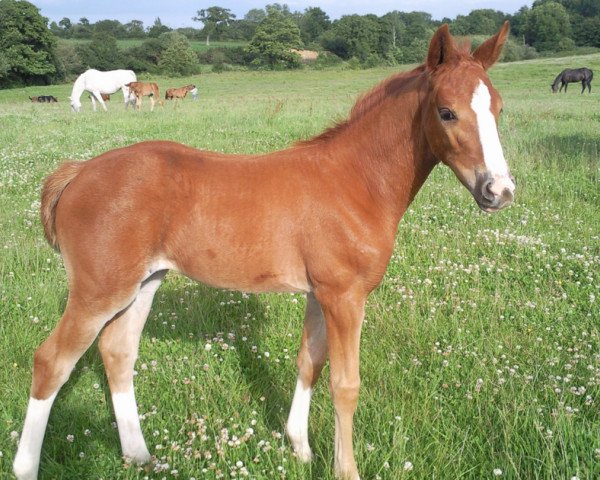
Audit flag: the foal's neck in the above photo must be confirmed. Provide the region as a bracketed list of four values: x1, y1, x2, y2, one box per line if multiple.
[327, 77, 438, 221]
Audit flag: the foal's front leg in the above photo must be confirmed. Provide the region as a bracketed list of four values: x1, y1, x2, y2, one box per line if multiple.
[287, 293, 328, 462]
[317, 288, 366, 480]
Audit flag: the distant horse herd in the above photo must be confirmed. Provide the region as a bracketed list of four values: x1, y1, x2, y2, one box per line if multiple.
[28, 68, 198, 111]
[28, 65, 591, 110]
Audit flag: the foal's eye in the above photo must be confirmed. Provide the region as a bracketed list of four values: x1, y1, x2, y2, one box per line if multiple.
[438, 108, 457, 122]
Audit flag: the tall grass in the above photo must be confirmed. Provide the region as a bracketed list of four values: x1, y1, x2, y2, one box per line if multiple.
[0, 55, 598, 479]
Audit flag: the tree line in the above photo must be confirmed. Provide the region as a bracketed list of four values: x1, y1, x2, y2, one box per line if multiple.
[1, 0, 599, 88]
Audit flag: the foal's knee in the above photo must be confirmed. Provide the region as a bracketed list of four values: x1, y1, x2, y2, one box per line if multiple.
[330, 380, 361, 411]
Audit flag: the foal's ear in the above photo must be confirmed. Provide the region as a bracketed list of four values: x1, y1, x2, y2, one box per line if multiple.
[473, 21, 510, 70]
[426, 24, 459, 71]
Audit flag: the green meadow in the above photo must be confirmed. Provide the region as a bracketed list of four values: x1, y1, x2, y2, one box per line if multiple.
[0, 55, 598, 479]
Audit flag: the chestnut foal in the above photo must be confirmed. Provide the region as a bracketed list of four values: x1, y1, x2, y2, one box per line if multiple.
[14, 23, 514, 480]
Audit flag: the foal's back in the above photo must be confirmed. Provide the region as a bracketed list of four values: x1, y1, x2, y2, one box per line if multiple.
[54, 141, 390, 294]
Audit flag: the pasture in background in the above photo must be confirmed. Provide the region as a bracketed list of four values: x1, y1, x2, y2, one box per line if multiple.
[0, 54, 598, 479]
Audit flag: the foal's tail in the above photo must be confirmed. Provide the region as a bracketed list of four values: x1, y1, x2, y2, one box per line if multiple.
[41, 161, 84, 251]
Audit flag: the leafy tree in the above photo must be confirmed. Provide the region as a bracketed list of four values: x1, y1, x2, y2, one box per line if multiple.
[54, 41, 84, 77]
[398, 11, 436, 47]
[247, 9, 302, 68]
[125, 20, 146, 38]
[49, 21, 62, 38]
[193, 6, 236, 45]
[72, 17, 93, 39]
[94, 19, 127, 39]
[321, 15, 381, 62]
[508, 6, 531, 39]
[572, 15, 600, 47]
[157, 32, 200, 76]
[299, 7, 331, 45]
[379, 11, 407, 57]
[124, 37, 164, 72]
[147, 17, 172, 38]
[265, 3, 293, 16]
[245, 8, 267, 24]
[0, 0, 59, 87]
[533, 0, 600, 17]
[58, 17, 73, 38]
[76, 32, 123, 70]
[226, 8, 266, 41]
[525, 1, 572, 51]
[452, 9, 507, 36]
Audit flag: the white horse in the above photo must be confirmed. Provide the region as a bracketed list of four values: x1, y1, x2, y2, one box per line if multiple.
[70, 69, 137, 112]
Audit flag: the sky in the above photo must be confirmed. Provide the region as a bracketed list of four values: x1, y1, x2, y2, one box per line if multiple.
[33, 1, 532, 29]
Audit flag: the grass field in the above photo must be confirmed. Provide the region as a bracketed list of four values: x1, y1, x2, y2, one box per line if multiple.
[0, 54, 599, 479]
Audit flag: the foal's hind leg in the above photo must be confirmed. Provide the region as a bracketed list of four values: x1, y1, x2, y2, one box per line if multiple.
[287, 293, 328, 462]
[13, 291, 136, 480]
[98, 270, 166, 463]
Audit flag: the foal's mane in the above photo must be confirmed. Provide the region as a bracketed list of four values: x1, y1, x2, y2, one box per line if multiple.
[298, 65, 426, 146]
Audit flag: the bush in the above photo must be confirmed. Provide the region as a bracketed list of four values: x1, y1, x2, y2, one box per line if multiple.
[55, 41, 84, 78]
[312, 51, 343, 69]
[157, 32, 200, 76]
[395, 38, 429, 64]
[76, 33, 124, 71]
[362, 53, 383, 68]
[501, 38, 538, 62]
[347, 57, 362, 70]
[198, 46, 253, 66]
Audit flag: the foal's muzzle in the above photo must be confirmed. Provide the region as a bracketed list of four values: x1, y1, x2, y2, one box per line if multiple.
[474, 172, 515, 212]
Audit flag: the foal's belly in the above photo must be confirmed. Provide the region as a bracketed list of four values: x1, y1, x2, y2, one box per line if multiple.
[164, 239, 311, 294]
[177, 259, 311, 294]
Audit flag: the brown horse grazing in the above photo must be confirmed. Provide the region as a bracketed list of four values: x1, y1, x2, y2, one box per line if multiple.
[165, 84, 196, 100]
[14, 23, 514, 480]
[125, 81, 161, 111]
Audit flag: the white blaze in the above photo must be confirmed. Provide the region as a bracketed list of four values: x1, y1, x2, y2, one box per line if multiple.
[470, 80, 509, 177]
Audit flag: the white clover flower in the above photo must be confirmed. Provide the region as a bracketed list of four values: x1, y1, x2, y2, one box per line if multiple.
[403, 461, 413, 471]
[493, 468, 503, 476]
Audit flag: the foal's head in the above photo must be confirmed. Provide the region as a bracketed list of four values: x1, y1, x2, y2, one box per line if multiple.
[422, 22, 515, 212]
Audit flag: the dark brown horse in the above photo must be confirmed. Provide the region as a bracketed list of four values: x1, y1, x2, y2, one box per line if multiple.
[551, 67, 593, 93]
[14, 23, 514, 480]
